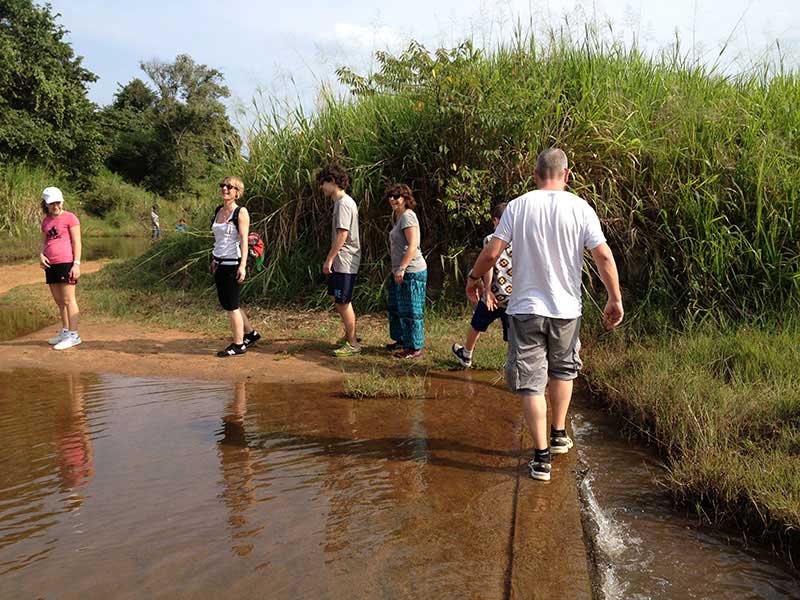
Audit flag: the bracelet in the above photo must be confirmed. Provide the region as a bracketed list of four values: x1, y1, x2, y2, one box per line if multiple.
[467, 270, 481, 281]
[73, 260, 81, 265]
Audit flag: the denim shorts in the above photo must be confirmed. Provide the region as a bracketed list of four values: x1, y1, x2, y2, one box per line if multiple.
[505, 314, 582, 395]
[327, 271, 357, 304]
[470, 300, 509, 341]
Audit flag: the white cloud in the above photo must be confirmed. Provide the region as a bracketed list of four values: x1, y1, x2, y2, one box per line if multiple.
[317, 22, 408, 52]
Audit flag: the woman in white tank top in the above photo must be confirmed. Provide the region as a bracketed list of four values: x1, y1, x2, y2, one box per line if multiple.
[211, 176, 261, 357]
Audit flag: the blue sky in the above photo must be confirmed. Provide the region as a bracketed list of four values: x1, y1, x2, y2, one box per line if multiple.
[50, 0, 798, 129]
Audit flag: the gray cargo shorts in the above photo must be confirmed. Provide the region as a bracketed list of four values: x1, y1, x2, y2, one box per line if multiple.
[505, 314, 582, 395]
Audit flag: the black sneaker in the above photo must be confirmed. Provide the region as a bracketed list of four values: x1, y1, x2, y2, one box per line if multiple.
[451, 343, 473, 368]
[217, 343, 247, 357]
[528, 459, 551, 481]
[550, 430, 574, 455]
[243, 330, 261, 347]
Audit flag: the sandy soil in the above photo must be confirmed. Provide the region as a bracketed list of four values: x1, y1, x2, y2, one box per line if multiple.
[0, 318, 345, 384]
[0, 260, 345, 383]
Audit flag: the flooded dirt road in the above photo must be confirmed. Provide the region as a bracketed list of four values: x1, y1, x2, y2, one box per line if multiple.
[0, 369, 591, 600]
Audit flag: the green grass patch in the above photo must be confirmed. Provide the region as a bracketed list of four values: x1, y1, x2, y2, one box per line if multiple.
[343, 369, 427, 399]
[585, 325, 800, 543]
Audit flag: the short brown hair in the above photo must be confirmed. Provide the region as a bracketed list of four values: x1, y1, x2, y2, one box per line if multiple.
[222, 175, 245, 199]
[316, 163, 349, 190]
[492, 202, 507, 220]
[384, 183, 416, 210]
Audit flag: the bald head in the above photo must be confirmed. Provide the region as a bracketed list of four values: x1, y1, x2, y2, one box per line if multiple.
[535, 148, 569, 180]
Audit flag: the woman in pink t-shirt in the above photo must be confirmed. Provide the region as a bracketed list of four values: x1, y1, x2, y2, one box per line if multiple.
[39, 187, 82, 350]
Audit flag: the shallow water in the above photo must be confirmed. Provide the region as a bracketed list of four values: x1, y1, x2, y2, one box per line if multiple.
[0, 370, 524, 599]
[572, 395, 800, 599]
[82, 237, 150, 261]
[3, 369, 798, 599]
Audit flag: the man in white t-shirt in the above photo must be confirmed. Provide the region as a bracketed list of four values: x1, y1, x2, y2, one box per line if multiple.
[466, 148, 623, 482]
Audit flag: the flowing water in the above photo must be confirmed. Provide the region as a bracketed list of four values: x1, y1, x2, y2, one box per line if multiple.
[572, 394, 800, 599]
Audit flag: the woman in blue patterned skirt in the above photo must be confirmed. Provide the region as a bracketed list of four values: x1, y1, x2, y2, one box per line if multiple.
[385, 184, 427, 359]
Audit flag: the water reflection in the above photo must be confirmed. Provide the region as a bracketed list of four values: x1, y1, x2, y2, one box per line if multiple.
[217, 382, 260, 557]
[0, 372, 97, 573]
[1, 370, 525, 598]
[54, 373, 94, 500]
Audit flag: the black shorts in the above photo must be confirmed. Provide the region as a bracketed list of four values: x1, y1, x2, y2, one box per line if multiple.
[471, 300, 508, 341]
[214, 263, 241, 311]
[327, 271, 357, 305]
[45, 262, 77, 285]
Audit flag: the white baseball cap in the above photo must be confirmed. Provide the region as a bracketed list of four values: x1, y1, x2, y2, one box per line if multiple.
[42, 187, 64, 205]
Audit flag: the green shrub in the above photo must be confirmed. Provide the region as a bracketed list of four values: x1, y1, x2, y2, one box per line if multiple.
[81, 170, 158, 218]
[231, 30, 799, 325]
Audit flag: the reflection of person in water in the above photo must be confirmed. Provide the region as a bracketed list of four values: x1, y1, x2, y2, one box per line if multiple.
[218, 382, 257, 556]
[55, 373, 94, 506]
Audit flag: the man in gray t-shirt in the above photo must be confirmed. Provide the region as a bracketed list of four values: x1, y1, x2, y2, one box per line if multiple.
[318, 163, 362, 357]
[331, 195, 361, 274]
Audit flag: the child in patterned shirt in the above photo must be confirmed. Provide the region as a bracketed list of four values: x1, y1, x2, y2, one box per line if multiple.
[452, 202, 512, 368]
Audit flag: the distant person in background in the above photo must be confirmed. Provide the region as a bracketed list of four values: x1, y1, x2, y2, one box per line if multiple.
[39, 186, 82, 350]
[318, 163, 362, 357]
[466, 148, 623, 482]
[175, 218, 188, 232]
[151, 205, 160, 240]
[385, 183, 427, 359]
[452, 202, 512, 368]
[211, 176, 261, 357]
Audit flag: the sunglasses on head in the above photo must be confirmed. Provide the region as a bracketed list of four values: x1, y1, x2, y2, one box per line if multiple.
[219, 183, 239, 191]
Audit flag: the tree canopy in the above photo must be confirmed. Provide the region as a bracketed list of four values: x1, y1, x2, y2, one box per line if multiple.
[101, 54, 239, 196]
[0, 0, 100, 175]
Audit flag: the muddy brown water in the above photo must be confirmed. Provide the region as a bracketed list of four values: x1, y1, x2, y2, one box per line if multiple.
[572, 395, 800, 599]
[0, 369, 565, 599]
[2, 367, 798, 599]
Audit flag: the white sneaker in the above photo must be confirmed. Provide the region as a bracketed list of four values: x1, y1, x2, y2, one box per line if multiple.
[48, 329, 69, 345]
[54, 333, 82, 350]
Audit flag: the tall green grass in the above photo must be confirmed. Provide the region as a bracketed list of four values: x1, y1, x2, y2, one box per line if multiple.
[226, 30, 799, 326]
[0, 163, 72, 236]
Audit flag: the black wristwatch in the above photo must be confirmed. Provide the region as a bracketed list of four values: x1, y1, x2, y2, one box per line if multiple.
[467, 270, 482, 281]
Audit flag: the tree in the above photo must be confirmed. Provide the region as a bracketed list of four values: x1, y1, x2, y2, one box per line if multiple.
[102, 54, 239, 196]
[99, 79, 157, 183]
[0, 0, 101, 174]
